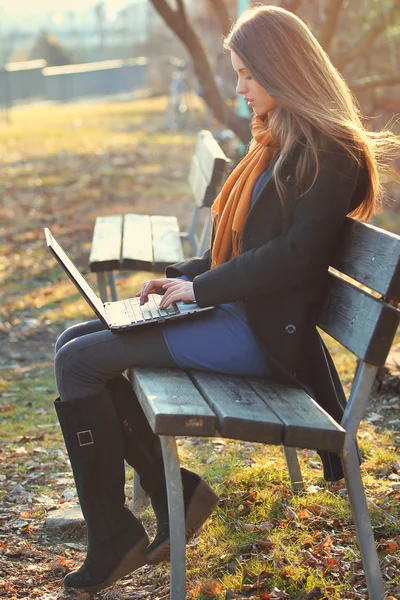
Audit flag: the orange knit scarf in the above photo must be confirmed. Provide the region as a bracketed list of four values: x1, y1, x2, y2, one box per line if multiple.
[211, 116, 280, 268]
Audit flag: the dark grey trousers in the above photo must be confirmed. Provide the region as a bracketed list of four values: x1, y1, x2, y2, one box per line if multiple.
[54, 320, 177, 493]
[55, 320, 176, 401]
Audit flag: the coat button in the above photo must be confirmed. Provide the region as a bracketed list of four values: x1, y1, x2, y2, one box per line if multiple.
[285, 324, 296, 334]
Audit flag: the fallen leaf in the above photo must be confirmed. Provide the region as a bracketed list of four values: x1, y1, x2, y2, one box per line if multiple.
[196, 579, 222, 597]
[315, 535, 333, 550]
[285, 506, 297, 520]
[253, 538, 274, 551]
[270, 587, 289, 599]
[298, 508, 313, 519]
[378, 539, 400, 554]
[306, 485, 323, 494]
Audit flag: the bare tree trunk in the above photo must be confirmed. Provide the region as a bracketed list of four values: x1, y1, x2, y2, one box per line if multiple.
[149, 0, 251, 143]
[319, 0, 345, 52]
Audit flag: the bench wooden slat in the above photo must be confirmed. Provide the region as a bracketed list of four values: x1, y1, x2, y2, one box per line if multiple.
[333, 218, 400, 301]
[187, 156, 210, 207]
[89, 130, 229, 278]
[89, 215, 122, 272]
[318, 274, 399, 366]
[151, 215, 184, 270]
[131, 367, 217, 437]
[246, 380, 345, 453]
[121, 214, 153, 270]
[191, 131, 230, 208]
[190, 371, 284, 444]
[195, 130, 230, 187]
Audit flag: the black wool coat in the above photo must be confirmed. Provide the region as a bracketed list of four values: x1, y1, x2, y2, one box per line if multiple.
[166, 140, 369, 481]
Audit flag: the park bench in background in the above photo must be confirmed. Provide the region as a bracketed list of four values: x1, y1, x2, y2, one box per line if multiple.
[129, 217, 400, 600]
[89, 130, 230, 301]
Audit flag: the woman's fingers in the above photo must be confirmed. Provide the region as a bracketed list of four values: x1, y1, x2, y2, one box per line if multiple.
[159, 281, 195, 308]
[139, 279, 163, 304]
[137, 278, 183, 305]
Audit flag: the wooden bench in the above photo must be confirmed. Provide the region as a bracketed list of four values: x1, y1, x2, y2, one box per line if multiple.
[89, 130, 230, 301]
[129, 217, 400, 600]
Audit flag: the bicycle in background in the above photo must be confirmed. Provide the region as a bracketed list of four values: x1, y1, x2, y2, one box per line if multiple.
[166, 58, 189, 130]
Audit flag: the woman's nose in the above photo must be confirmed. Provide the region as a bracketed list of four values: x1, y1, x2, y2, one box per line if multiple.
[236, 79, 246, 95]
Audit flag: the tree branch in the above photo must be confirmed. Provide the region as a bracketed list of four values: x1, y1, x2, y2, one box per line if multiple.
[149, 0, 178, 33]
[149, 0, 190, 41]
[333, 0, 400, 71]
[349, 74, 400, 92]
[207, 0, 232, 38]
[176, 0, 187, 22]
[319, 0, 344, 52]
[149, 0, 251, 142]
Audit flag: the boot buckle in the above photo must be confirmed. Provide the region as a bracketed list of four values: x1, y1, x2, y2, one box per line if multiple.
[77, 430, 94, 446]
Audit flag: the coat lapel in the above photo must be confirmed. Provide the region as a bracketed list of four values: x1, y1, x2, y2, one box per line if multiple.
[250, 154, 279, 209]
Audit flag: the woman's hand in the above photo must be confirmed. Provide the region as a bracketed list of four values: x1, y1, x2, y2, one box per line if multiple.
[136, 277, 195, 307]
[136, 278, 171, 305]
[159, 279, 195, 309]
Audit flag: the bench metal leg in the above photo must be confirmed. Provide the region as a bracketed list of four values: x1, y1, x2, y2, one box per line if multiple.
[343, 446, 385, 600]
[160, 435, 186, 600]
[197, 214, 211, 256]
[341, 362, 385, 600]
[96, 271, 118, 302]
[283, 446, 304, 492]
[107, 271, 118, 301]
[132, 469, 148, 507]
[97, 272, 109, 302]
[341, 362, 378, 440]
[184, 206, 201, 255]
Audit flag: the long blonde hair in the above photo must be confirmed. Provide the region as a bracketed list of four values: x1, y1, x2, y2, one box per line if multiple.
[225, 5, 400, 220]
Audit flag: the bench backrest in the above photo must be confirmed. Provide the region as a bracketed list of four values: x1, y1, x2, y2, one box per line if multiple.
[317, 218, 400, 367]
[185, 130, 230, 255]
[187, 130, 230, 208]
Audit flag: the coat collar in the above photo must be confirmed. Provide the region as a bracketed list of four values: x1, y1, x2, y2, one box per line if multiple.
[250, 139, 304, 207]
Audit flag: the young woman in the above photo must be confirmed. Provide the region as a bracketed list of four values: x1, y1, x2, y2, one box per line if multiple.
[53, 5, 399, 594]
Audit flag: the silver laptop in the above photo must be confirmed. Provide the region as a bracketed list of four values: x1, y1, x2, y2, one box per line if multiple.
[45, 228, 213, 331]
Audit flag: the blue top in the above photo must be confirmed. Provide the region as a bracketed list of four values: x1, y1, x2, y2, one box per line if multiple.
[162, 161, 278, 377]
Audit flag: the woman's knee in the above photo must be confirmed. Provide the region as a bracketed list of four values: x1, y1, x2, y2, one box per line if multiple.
[55, 320, 104, 353]
[55, 330, 73, 354]
[55, 338, 104, 401]
[55, 342, 79, 383]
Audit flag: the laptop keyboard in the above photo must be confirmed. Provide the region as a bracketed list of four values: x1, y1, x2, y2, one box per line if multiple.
[123, 294, 179, 323]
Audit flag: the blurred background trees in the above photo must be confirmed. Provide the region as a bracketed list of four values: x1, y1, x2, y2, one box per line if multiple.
[148, 0, 400, 141]
[0, 0, 399, 141]
[29, 32, 74, 67]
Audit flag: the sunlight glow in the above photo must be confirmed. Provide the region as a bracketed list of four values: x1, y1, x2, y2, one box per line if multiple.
[0, 0, 142, 15]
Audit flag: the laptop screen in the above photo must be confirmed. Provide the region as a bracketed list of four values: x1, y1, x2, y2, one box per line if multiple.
[44, 228, 107, 325]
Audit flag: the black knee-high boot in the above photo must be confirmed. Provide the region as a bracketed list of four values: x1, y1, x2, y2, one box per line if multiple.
[107, 375, 166, 493]
[108, 376, 219, 564]
[54, 392, 149, 593]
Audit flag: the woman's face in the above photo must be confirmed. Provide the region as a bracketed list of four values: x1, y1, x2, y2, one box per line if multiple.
[231, 50, 277, 118]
